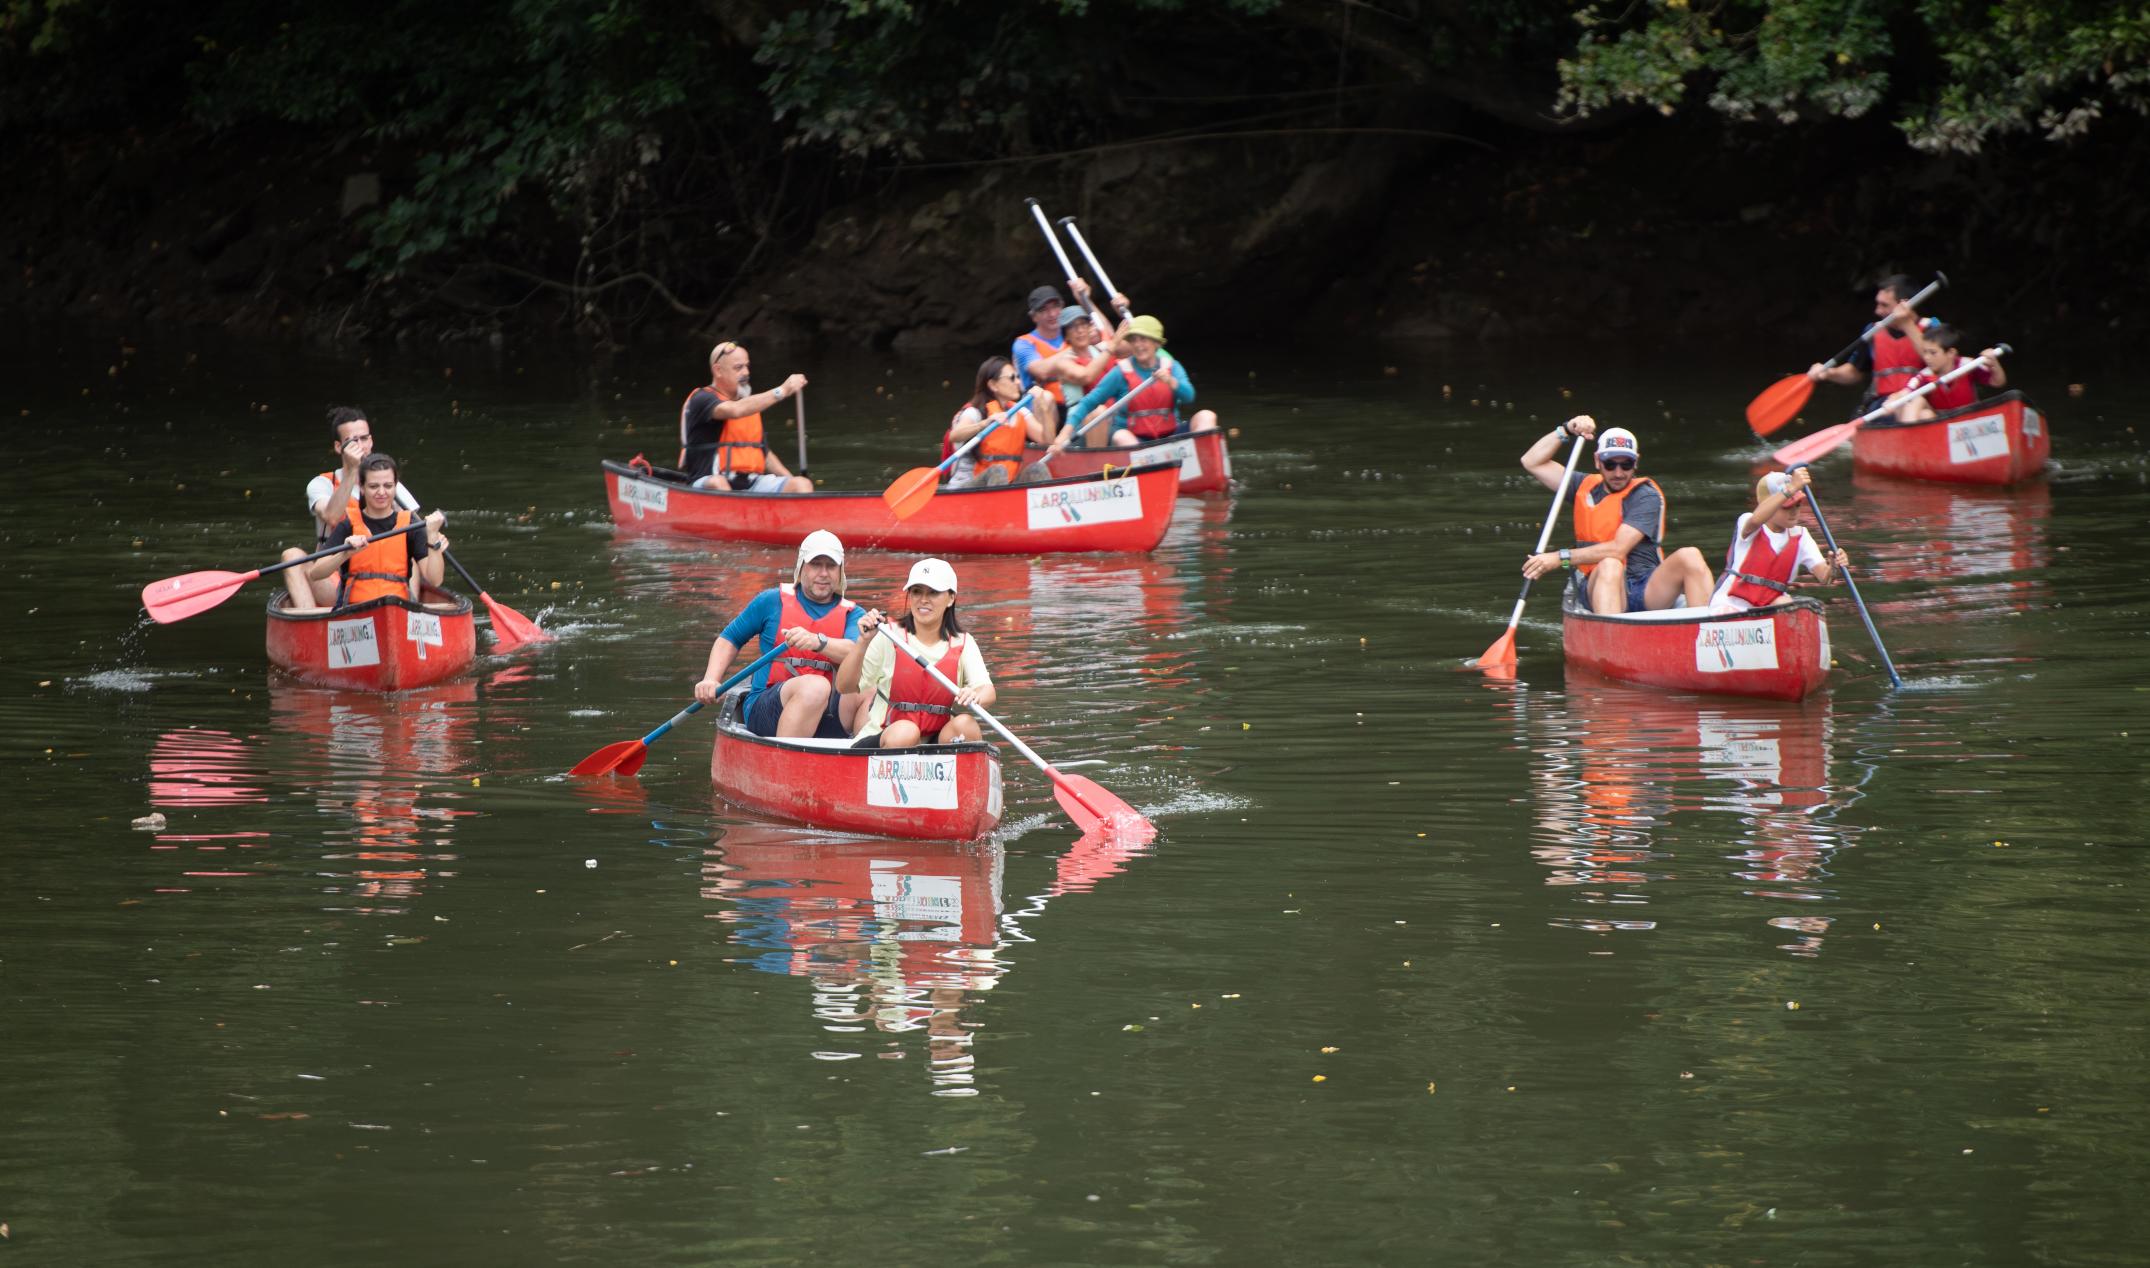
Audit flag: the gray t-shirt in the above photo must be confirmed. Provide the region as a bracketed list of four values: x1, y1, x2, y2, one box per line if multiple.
[1560, 475, 1663, 584]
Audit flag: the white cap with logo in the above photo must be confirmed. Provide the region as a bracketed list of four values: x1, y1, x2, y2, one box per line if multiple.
[794, 529, 846, 591]
[1596, 427, 1640, 460]
[905, 557, 959, 594]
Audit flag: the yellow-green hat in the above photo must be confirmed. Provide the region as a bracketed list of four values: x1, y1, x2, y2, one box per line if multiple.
[1127, 314, 1166, 343]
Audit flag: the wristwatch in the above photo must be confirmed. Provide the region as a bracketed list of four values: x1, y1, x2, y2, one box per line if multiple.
[1559, 549, 1573, 567]
[815, 633, 828, 652]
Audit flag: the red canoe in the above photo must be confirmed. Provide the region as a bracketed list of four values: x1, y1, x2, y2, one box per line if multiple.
[1854, 391, 2049, 485]
[708, 693, 1004, 841]
[1021, 428, 1232, 494]
[265, 587, 477, 691]
[1562, 587, 1832, 701]
[604, 460, 1180, 554]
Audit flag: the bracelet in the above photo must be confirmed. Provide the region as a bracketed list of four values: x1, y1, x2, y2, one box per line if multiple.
[774, 385, 786, 400]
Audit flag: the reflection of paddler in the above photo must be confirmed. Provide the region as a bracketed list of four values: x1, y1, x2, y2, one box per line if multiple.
[838, 558, 994, 750]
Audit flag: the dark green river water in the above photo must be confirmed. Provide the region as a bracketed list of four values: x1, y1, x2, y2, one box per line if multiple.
[4, 324, 2147, 1264]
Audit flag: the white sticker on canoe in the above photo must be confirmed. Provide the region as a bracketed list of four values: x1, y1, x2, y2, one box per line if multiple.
[406, 610, 442, 661]
[619, 475, 670, 518]
[867, 754, 959, 809]
[326, 618, 381, 669]
[1026, 477, 1144, 529]
[870, 865, 963, 940]
[1817, 618, 1832, 671]
[1145, 437, 1203, 480]
[986, 763, 1003, 822]
[2023, 407, 2043, 438]
[1695, 620, 1779, 673]
[1947, 413, 2009, 464]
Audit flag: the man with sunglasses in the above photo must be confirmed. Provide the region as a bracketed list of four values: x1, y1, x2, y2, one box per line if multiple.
[1519, 417, 1713, 614]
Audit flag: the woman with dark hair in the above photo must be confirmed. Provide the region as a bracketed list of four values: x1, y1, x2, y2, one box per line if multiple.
[302, 452, 447, 609]
[837, 558, 994, 750]
[946, 357, 1049, 487]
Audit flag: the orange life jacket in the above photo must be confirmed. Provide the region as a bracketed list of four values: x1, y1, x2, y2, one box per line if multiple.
[1572, 474, 1665, 576]
[1118, 359, 1179, 439]
[1725, 524, 1806, 606]
[972, 401, 1028, 483]
[767, 583, 855, 685]
[1016, 332, 1066, 404]
[1871, 325, 1924, 394]
[886, 632, 966, 738]
[679, 385, 768, 475]
[338, 507, 415, 608]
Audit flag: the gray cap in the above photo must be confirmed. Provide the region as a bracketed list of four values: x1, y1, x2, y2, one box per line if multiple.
[1059, 305, 1096, 327]
[1026, 285, 1064, 314]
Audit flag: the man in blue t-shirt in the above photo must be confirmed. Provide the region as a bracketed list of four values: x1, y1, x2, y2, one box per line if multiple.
[694, 530, 867, 738]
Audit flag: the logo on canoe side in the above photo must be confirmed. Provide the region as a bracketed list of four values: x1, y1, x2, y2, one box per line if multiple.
[327, 617, 381, 669]
[1026, 477, 1143, 529]
[620, 476, 670, 518]
[406, 610, 443, 661]
[1694, 620, 1779, 673]
[1145, 437, 1202, 480]
[1947, 413, 2009, 465]
[868, 755, 959, 809]
[2023, 407, 2043, 438]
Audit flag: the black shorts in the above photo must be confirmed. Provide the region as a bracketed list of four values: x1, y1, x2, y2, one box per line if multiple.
[744, 684, 847, 739]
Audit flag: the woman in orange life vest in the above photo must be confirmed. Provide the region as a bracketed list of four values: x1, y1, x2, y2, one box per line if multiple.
[1519, 418, 1715, 614]
[836, 558, 993, 751]
[1806, 273, 1931, 413]
[1063, 315, 1220, 449]
[1707, 467, 1850, 614]
[946, 357, 1054, 488]
[301, 453, 447, 610]
[695, 530, 867, 740]
[280, 406, 437, 610]
[1887, 323, 2009, 421]
[679, 342, 814, 493]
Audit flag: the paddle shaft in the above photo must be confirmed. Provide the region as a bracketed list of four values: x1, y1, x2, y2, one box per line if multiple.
[942, 394, 1040, 473]
[1025, 199, 1098, 322]
[1501, 432, 1589, 627]
[441, 548, 489, 597]
[795, 388, 808, 476]
[876, 625, 1059, 777]
[1819, 274, 1946, 368]
[1790, 475, 1901, 690]
[652, 642, 792, 744]
[275, 520, 427, 580]
[1070, 366, 1167, 440]
[1057, 217, 1133, 325]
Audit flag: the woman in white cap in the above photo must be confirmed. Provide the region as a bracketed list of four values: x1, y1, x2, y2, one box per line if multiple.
[1708, 467, 1850, 613]
[837, 558, 994, 750]
[1063, 314, 1221, 449]
[1520, 416, 1715, 613]
[695, 529, 867, 739]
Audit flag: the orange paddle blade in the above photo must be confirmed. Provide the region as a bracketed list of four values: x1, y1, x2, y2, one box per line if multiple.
[882, 467, 942, 520]
[1474, 627, 1518, 669]
[1746, 374, 1815, 437]
[141, 569, 256, 624]
[1052, 771, 1153, 838]
[479, 591, 551, 652]
[569, 739, 647, 777]
[1771, 420, 1863, 467]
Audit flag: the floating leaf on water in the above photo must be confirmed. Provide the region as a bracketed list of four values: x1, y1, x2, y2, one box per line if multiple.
[1320, 1046, 1339, 1054]
[1311, 1075, 1326, 1083]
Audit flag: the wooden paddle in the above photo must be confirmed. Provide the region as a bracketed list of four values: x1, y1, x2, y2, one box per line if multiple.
[1790, 468, 1900, 689]
[877, 624, 1153, 838]
[1057, 216, 1136, 328]
[882, 394, 1041, 520]
[1474, 431, 1587, 670]
[1747, 273, 1947, 437]
[441, 550, 551, 651]
[1771, 345, 2008, 467]
[141, 521, 426, 624]
[568, 641, 789, 776]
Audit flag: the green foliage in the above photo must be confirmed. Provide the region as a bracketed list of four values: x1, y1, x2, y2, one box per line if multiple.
[1557, 0, 2150, 152]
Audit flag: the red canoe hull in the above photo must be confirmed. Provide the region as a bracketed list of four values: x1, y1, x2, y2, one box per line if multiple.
[265, 588, 477, 692]
[709, 695, 1003, 841]
[1853, 391, 2049, 485]
[1020, 429, 1232, 494]
[604, 460, 1180, 554]
[1562, 591, 1831, 701]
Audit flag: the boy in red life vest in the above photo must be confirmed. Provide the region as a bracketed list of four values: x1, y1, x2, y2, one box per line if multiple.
[694, 530, 866, 739]
[1889, 324, 2008, 421]
[836, 558, 993, 751]
[1063, 315, 1220, 449]
[1807, 273, 1930, 413]
[299, 453, 447, 610]
[1707, 467, 1850, 613]
[679, 342, 814, 493]
[279, 406, 439, 609]
[1519, 419, 1715, 614]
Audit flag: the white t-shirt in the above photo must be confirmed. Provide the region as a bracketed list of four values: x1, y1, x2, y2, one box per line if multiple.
[856, 630, 991, 737]
[1709, 514, 1825, 612]
[307, 474, 420, 542]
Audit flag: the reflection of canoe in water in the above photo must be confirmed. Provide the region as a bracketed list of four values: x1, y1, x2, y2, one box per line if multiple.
[265, 588, 476, 692]
[1562, 587, 1831, 701]
[1020, 429, 1231, 494]
[708, 693, 1003, 841]
[1855, 391, 2049, 485]
[603, 459, 1180, 554]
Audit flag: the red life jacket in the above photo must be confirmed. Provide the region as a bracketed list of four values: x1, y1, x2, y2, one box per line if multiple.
[1016, 332, 1066, 404]
[1871, 326, 1924, 395]
[1725, 524, 1807, 607]
[886, 632, 966, 738]
[1118, 360, 1179, 439]
[1908, 359, 1980, 412]
[338, 506, 415, 608]
[1571, 475, 1665, 576]
[766, 583, 855, 685]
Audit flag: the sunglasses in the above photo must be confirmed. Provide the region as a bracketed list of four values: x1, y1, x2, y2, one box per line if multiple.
[1599, 457, 1636, 470]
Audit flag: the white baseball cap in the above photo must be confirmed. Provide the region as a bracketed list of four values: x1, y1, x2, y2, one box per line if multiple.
[1596, 427, 1640, 460]
[795, 529, 845, 568]
[904, 557, 959, 594]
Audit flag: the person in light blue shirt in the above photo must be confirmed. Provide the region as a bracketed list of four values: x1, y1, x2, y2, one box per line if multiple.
[1063, 315, 1220, 448]
[694, 530, 867, 738]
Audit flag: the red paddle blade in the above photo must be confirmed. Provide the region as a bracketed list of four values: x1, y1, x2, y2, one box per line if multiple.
[1474, 627, 1518, 669]
[1746, 374, 1814, 437]
[882, 466, 941, 521]
[141, 569, 254, 624]
[1052, 772, 1154, 839]
[568, 739, 647, 777]
[1772, 420, 1862, 467]
[479, 591, 551, 652]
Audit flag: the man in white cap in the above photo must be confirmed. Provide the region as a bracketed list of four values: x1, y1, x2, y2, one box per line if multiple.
[1519, 417, 1714, 614]
[694, 530, 867, 738]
